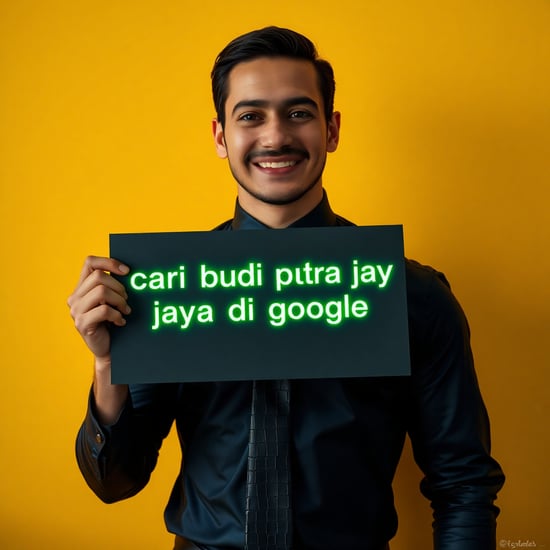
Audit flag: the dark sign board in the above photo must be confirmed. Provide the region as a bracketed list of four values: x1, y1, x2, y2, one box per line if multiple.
[110, 225, 410, 383]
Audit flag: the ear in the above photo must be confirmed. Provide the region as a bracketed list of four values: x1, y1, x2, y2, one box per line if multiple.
[326, 111, 341, 153]
[212, 118, 228, 159]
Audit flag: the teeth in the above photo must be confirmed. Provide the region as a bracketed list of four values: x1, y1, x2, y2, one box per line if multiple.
[257, 160, 297, 169]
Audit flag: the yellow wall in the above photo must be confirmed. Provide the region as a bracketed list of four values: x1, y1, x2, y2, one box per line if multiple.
[1, 1, 548, 548]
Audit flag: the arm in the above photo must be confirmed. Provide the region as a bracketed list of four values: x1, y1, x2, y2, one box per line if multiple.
[69, 256, 176, 502]
[406, 264, 505, 549]
[75, 382, 177, 503]
[68, 255, 131, 423]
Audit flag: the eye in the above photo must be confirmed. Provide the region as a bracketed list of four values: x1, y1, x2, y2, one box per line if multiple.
[289, 110, 313, 120]
[237, 112, 262, 123]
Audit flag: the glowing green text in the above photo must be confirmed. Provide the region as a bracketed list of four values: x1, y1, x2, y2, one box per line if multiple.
[152, 300, 214, 330]
[130, 266, 186, 291]
[274, 263, 342, 292]
[268, 294, 368, 327]
[350, 260, 393, 289]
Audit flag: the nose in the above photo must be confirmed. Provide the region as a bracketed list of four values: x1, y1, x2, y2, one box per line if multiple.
[259, 116, 292, 149]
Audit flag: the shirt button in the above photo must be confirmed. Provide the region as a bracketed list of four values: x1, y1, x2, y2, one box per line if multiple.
[95, 432, 103, 444]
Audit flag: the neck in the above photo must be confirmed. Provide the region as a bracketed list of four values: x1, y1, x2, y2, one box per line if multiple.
[237, 185, 324, 229]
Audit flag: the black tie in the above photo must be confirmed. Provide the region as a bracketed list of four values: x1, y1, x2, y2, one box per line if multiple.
[244, 379, 292, 550]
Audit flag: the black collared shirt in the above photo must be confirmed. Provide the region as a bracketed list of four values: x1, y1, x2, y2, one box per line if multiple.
[77, 193, 504, 549]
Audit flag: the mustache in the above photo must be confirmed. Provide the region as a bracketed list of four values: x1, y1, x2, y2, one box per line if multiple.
[246, 147, 309, 163]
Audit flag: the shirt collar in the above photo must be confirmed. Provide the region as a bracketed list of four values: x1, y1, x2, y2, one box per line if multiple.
[230, 190, 338, 230]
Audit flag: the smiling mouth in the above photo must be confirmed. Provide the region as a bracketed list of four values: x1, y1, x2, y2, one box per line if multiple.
[256, 160, 298, 169]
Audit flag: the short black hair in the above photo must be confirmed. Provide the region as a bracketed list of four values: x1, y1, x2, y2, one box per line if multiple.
[211, 26, 335, 127]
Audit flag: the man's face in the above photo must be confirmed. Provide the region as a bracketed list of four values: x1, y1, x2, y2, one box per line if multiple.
[213, 57, 340, 209]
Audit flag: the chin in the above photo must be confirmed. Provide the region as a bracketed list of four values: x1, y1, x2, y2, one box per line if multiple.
[238, 179, 321, 208]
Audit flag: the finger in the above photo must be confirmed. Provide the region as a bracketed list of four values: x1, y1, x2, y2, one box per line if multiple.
[75, 255, 129, 289]
[69, 284, 131, 320]
[73, 304, 127, 338]
[69, 268, 128, 307]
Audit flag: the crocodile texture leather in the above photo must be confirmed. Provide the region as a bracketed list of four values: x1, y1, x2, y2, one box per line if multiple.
[244, 379, 292, 550]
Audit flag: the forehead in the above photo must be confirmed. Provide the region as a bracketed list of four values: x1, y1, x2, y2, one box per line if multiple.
[225, 57, 321, 109]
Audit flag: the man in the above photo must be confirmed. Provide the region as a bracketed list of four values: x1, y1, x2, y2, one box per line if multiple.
[69, 26, 504, 550]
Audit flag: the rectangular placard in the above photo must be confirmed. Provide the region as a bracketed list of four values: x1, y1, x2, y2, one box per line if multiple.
[109, 225, 410, 383]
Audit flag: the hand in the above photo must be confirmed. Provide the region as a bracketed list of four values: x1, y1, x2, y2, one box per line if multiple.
[68, 256, 131, 363]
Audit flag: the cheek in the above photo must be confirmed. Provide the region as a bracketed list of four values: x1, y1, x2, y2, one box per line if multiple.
[300, 124, 327, 154]
[225, 130, 253, 159]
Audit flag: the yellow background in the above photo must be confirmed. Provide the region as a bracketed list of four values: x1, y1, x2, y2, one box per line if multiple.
[1, 0, 548, 548]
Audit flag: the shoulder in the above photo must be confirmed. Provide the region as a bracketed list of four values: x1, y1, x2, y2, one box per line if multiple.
[404, 258, 471, 354]
[331, 211, 355, 227]
[212, 219, 233, 231]
[405, 258, 452, 301]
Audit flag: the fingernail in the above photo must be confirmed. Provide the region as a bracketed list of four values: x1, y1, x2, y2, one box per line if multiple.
[119, 264, 129, 274]
[125, 305, 132, 314]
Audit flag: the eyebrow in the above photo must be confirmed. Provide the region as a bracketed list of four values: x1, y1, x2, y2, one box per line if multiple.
[231, 96, 320, 117]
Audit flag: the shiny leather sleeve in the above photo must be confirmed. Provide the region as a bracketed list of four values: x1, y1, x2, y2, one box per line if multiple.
[75, 383, 178, 503]
[405, 261, 505, 549]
